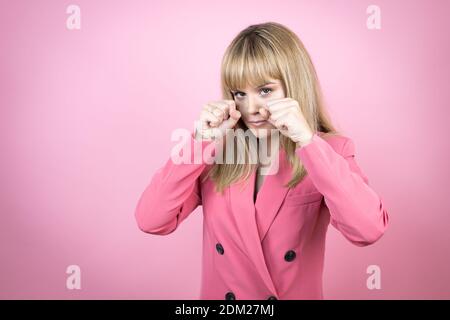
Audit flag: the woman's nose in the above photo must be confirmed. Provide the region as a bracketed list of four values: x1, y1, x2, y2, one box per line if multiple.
[247, 95, 262, 114]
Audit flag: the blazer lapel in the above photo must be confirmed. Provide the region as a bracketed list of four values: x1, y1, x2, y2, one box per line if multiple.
[254, 148, 292, 242]
[228, 147, 292, 297]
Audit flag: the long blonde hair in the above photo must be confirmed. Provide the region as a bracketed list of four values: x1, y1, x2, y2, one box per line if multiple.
[203, 22, 339, 194]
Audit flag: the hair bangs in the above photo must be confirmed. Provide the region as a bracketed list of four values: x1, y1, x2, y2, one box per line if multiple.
[223, 36, 281, 93]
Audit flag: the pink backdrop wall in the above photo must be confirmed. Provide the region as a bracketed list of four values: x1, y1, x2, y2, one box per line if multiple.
[1, 0, 449, 299]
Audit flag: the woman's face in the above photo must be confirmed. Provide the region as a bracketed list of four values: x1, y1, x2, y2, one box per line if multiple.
[231, 78, 286, 139]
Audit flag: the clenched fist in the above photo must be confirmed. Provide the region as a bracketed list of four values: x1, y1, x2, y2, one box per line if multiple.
[194, 100, 241, 141]
[260, 97, 314, 147]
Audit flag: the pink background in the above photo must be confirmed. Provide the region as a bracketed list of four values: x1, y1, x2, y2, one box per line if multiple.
[1, 0, 449, 299]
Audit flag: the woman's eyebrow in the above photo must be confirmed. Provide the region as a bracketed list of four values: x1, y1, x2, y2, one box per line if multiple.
[256, 81, 277, 88]
[232, 82, 277, 93]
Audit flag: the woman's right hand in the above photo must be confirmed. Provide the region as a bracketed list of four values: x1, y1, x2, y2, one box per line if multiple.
[194, 100, 241, 141]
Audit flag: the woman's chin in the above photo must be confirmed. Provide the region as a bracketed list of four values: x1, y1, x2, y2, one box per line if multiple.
[249, 126, 272, 138]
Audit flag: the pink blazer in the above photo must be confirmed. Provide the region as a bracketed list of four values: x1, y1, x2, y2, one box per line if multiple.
[135, 131, 389, 300]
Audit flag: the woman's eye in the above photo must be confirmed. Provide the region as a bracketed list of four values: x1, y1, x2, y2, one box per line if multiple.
[233, 88, 272, 98]
[260, 88, 272, 96]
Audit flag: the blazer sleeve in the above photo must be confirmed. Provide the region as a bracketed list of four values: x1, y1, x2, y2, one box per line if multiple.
[134, 131, 219, 235]
[296, 133, 389, 246]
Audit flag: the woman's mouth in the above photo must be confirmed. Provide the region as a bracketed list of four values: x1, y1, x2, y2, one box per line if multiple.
[248, 120, 268, 127]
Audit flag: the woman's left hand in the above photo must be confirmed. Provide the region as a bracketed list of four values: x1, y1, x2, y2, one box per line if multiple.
[260, 97, 314, 147]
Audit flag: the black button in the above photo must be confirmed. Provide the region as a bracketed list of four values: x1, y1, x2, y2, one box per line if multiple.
[267, 295, 277, 300]
[216, 243, 224, 255]
[225, 291, 235, 300]
[284, 250, 296, 262]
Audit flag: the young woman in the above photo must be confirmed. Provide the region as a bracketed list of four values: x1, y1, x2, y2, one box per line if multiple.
[135, 22, 389, 300]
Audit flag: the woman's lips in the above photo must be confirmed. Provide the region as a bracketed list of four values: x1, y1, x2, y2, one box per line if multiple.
[248, 120, 268, 127]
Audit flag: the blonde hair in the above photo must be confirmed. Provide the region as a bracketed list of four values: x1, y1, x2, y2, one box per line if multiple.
[203, 21, 339, 194]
